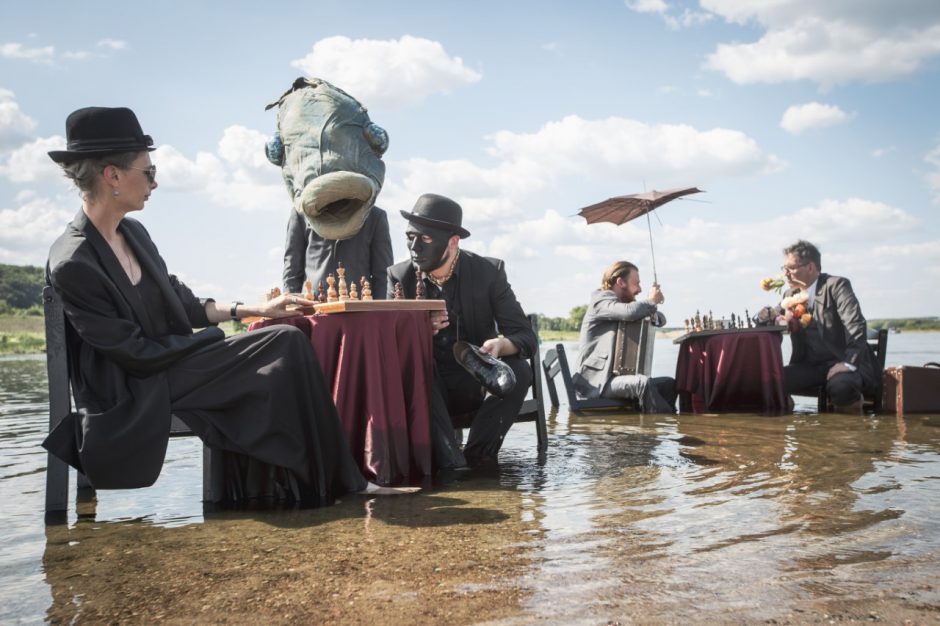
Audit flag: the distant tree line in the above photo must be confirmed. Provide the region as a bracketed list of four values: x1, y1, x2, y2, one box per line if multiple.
[537, 305, 587, 333]
[0, 263, 45, 314]
[869, 317, 940, 331]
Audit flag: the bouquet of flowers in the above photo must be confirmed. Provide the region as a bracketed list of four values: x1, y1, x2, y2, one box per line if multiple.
[760, 276, 785, 294]
[779, 290, 812, 330]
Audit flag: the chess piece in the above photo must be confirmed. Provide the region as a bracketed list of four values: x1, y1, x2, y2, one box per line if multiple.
[708, 310, 714, 330]
[393, 282, 403, 300]
[684, 319, 690, 333]
[415, 268, 426, 300]
[361, 278, 373, 301]
[730, 313, 737, 329]
[317, 281, 326, 303]
[303, 280, 314, 301]
[693, 310, 702, 332]
[337, 263, 349, 301]
[349, 281, 359, 300]
[745, 309, 753, 328]
[326, 273, 338, 302]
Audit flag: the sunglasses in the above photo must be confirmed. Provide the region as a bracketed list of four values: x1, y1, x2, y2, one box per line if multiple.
[127, 164, 157, 183]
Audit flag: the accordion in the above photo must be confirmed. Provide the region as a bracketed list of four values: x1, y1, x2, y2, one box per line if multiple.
[612, 318, 655, 376]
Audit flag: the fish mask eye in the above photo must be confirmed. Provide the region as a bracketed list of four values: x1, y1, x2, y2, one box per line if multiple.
[364, 122, 389, 156]
[265, 132, 285, 166]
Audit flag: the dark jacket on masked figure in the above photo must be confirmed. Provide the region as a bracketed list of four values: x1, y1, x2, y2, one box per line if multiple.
[386, 249, 536, 360]
[44, 211, 225, 489]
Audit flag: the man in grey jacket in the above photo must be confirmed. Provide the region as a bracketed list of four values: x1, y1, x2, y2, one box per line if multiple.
[574, 260, 676, 413]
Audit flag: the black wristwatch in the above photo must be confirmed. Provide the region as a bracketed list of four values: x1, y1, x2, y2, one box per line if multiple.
[230, 301, 243, 320]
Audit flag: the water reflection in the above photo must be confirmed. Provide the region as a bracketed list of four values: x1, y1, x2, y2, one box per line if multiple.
[2, 336, 940, 623]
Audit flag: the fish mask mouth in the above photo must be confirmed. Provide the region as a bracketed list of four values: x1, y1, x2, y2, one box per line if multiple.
[453, 341, 517, 398]
[297, 171, 378, 240]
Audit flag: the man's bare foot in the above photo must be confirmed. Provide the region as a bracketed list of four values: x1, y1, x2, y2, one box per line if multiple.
[358, 482, 421, 495]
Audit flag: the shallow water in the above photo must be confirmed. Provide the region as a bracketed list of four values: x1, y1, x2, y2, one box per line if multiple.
[2, 335, 939, 624]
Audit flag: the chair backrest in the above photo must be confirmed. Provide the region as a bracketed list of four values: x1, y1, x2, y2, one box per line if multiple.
[42, 286, 217, 521]
[869, 328, 888, 373]
[542, 342, 636, 411]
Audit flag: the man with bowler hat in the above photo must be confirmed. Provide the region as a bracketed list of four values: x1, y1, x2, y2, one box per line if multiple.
[388, 193, 537, 468]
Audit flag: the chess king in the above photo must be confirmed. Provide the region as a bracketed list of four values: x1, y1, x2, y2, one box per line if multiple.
[267, 77, 394, 299]
[387, 194, 537, 469]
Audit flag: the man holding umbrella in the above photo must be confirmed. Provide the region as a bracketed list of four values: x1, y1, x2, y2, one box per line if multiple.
[574, 261, 676, 413]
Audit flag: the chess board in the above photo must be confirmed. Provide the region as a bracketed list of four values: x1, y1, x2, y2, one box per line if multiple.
[304, 299, 446, 314]
[672, 326, 785, 345]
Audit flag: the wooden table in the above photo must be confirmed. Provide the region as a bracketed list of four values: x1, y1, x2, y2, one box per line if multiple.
[250, 309, 435, 485]
[674, 327, 790, 414]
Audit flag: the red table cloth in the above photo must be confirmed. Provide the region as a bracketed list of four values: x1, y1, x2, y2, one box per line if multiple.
[250, 311, 433, 485]
[675, 330, 789, 414]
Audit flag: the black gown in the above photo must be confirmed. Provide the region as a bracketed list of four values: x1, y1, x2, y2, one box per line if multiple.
[135, 268, 366, 506]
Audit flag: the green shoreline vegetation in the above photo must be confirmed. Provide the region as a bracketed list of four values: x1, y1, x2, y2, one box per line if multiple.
[1, 264, 937, 356]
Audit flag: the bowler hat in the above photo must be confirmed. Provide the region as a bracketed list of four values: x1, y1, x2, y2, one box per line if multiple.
[453, 341, 516, 398]
[400, 193, 471, 239]
[48, 107, 154, 164]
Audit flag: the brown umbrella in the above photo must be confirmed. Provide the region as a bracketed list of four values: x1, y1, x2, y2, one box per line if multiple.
[576, 186, 703, 282]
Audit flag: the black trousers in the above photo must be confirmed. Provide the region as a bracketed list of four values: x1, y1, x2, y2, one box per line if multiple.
[784, 360, 864, 406]
[429, 355, 532, 468]
[168, 324, 366, 506]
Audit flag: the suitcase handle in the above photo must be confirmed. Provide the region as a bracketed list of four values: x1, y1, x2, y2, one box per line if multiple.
[925, 362, 940, 369]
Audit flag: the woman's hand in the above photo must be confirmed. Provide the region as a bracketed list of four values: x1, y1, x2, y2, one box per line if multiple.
[430, 310, 449, 335]
[260, 293, 317, 319]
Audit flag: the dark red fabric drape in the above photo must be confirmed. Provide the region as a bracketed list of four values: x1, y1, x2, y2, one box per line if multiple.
[675, 331, 788, 414]
[249, 311, 433, 485]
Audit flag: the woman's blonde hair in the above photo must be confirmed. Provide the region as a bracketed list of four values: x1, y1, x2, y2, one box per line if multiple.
[601, 261, 638, 291]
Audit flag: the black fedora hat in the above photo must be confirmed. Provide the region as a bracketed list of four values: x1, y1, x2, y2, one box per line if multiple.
[400, 193, 471, 239]
[453, 341, 516, 398]
[48, 107, 154, 164]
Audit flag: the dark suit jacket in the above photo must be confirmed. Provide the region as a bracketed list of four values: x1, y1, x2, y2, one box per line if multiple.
[44, 211, 224, 489]
[283, 206, 392, 298]
[785, 273, 875, 389]
[386, 250, 536, 359]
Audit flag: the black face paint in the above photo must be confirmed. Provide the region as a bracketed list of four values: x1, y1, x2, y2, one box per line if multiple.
[407, 225, 452, 273]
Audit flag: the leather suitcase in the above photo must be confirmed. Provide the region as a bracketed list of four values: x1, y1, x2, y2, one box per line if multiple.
[882, 363, 940, 415]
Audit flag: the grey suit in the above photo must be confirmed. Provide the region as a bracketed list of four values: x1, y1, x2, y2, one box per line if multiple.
[783, 273, 875, 405]
[575, 289, 674, 412]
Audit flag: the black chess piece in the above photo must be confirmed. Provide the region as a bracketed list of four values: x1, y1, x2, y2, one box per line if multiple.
[745, 309, 753, 328]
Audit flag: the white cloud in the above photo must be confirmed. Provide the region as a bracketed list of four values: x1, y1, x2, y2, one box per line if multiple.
[703, 0, 940, 87]
[0, 92, 38, 151]
[486, 114, 784, 183]
[625, 0, 668, 14]
[780, 102, 852, 134]
[152, 128, 285, 212]
[0, 42, 54, 64]
[0, 195, 73, 264]
[97, 39, 127, 50]
[61, 50, 93, 61]
[290, 35, 482, 108]
[925, 142, 940, 205]
[625, 0, 713, 29]
[0, 136, 66, 182]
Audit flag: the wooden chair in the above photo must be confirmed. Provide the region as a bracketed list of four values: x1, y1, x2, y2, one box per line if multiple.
[43, 286, 222, 523]
[451, 314, 548, 453]
[542, 343, 639, 412]
[792, 328, 889, 412]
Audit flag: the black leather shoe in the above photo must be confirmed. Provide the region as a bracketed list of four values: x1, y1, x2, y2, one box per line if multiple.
[453, 341, 516, 398]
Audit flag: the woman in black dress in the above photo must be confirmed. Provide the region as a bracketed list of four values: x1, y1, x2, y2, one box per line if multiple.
[44, 106, 409, 505]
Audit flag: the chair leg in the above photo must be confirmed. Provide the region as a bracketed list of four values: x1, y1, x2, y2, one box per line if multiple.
[44, 452, 69, 523]
[203, 446, 225, 503]
[817, 388, 828, 413]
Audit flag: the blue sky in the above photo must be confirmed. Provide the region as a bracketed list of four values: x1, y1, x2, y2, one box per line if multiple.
[2, 0, 939, 319]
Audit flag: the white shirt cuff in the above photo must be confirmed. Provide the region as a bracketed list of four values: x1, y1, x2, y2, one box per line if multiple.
[843, 362, 857, 372]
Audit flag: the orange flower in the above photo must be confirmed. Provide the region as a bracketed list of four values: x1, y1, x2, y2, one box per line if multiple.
[800, 313, 812, 328]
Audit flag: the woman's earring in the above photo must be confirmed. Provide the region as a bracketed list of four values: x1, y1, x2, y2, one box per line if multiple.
[112, 189, 120, 197]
